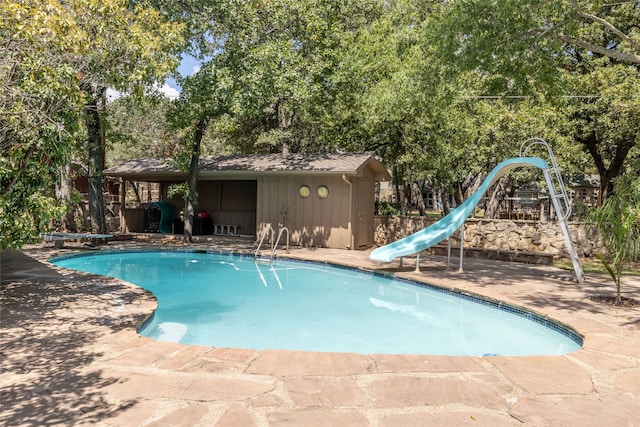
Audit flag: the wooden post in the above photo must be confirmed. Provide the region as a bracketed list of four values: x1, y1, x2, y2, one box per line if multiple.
[119, 178, 127, 232]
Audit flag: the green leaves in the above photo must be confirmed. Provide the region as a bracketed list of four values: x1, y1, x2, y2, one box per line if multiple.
[422, 0, 638, 205]
[182, 0, 388, 154]
[589, 176, 640, 301]
[1, 0, 185, 248]
[105, 94, 177, 165]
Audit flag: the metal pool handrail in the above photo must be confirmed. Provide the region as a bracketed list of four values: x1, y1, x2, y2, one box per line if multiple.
[272, 227, 290, 259]
[255, 224, 274, 258]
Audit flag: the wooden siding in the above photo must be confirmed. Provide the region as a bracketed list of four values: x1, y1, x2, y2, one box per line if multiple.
[257, 175, 352, 249]
[354, 177, 375, 248]
[122, 208, 145, 233]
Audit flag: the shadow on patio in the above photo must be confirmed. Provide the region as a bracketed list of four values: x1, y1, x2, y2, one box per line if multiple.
[1, 249, 152, 426]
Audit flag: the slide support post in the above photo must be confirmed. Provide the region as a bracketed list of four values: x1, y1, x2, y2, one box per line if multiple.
[458, 226, 465, 273]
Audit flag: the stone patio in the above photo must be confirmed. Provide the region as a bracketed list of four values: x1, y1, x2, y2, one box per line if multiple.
[1, 238, 639, 426]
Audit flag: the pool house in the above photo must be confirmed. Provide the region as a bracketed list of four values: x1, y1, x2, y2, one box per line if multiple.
[104, 152, 391, 250]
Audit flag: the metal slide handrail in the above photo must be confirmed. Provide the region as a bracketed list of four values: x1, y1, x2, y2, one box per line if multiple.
[520, 138, 572, 221]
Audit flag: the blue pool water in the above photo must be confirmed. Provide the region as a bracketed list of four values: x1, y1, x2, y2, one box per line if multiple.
[51, 250, 582, 356]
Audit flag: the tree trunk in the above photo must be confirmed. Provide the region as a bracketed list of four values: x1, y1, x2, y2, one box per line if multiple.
[466, 173, 485, 217]
[465, 172, 485, 198]
[277, 98, 294, 154]
[85, 90, 107, 235]
[485, 176, 510, 219]
[402, 182, 412, 215]
[442, 192, 452, 216]
[393, 164, 402, 206]
[411, 182, 426, 216]
[579, 131, 634, 204]
[183, 118, 208, 243]
[131, 182, 141, 203]
[453, 182, 464, 207]
[434, 187, 444, 214]
[55, 163, 77, 232]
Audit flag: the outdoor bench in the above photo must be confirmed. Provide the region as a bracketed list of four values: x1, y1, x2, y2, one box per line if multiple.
[213, 224, 239, 236]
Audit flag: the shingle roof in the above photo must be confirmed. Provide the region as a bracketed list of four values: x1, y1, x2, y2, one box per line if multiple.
[104, 152, 391, 181]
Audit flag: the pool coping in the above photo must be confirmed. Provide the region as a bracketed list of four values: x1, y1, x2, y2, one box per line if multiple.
[2, 240, 639, 426]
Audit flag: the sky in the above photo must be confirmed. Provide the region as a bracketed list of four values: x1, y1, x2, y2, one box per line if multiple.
[164, 53, 202, 97]
[106, 54, 201, 102]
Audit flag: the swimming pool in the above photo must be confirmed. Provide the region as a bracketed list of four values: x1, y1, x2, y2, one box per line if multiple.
[51, 250, 582, 356]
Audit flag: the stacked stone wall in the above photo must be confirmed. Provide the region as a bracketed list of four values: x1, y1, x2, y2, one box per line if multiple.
[374, 216, 602, 258]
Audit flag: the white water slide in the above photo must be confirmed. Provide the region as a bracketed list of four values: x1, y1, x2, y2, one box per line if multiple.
[369, 139, 585, 283]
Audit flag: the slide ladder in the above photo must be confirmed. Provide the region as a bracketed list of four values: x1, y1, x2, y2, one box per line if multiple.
[520, 138, 584, 283]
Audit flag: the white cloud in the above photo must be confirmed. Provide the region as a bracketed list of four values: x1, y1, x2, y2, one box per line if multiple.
[156, 83, 180, 99]
[191, 65, 201, 75]
[106, 87, 124, 102]
[104, 82, 180, 103]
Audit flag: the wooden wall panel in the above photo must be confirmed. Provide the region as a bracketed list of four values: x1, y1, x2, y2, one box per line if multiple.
[122, 208, 145, 232]
[257, 175, 353, 249]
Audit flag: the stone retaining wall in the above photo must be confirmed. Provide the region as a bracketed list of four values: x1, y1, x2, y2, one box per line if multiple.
[374, 216, 602, 258]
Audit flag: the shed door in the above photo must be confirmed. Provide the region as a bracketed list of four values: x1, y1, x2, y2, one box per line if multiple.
[356, 178, 372, 248]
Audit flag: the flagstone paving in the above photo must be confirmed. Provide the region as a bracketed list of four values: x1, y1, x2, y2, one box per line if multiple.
[2, 238, 639, 426]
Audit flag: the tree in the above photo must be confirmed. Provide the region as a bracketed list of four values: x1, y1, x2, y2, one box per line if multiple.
[155, 0, 389, 240]
[105, 94, 179, 166]
[192, 0, 386, 155]
[563, 60, 640, 201]
[1, 0, 183, 248]
[1, 1, 83, 249]
[68, 0, 183, 234]
[436, 1, 640, 77]
[316, 2, 587, 214]
[168, 59, 235, 242]
[314, 0, 446, 211]
[434, 0, 640, 203]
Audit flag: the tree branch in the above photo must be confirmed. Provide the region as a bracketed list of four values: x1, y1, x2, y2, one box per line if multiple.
[565, 0, 640, 54]
[4, 145, 37, 194]
[556, 33, 640, 64]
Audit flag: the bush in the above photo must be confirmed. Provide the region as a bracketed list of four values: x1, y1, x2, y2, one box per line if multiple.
[375, 201, 402, 216]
